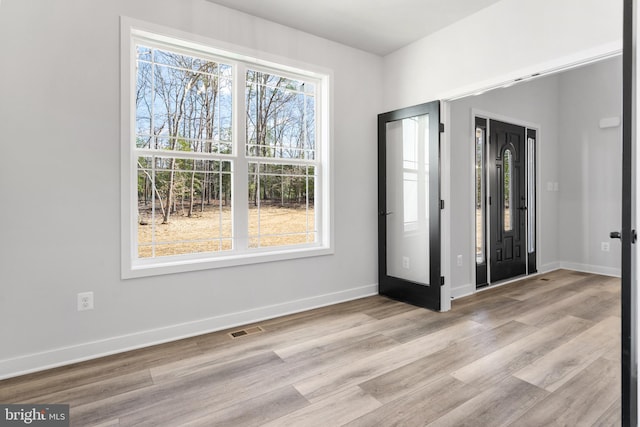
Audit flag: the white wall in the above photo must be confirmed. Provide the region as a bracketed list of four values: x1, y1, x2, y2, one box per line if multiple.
[558, 57, 623, 276]
[0, 0, 383, 378]
[383, 0, 622, 111]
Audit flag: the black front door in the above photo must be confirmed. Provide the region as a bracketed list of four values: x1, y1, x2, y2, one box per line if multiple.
[489, 120, 527, 282]
[378, 101, 441, 311]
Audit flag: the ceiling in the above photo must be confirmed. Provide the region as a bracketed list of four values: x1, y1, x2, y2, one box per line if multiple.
[206, 0, 504, 56]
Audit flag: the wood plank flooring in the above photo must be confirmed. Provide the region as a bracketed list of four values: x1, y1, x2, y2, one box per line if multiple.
[0, 270, 621, 426]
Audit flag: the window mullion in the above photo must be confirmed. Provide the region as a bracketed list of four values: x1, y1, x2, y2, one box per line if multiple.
[233, 62, 249, 251]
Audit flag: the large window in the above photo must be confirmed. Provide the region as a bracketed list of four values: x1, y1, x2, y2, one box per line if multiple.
[121, 20, 331, 278]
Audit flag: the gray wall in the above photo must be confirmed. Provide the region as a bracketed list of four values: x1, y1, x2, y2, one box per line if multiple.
[558, 57, 623, 274]
[383, 0, 621, 112]
[0, 0, 383, 377]
[448, 56, 622, 297]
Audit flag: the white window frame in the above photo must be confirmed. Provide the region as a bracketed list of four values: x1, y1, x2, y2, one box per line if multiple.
[120, 17, 333, 279]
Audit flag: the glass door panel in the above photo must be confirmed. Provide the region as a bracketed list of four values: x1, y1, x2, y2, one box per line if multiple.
[475, 117, 488, 287]
[385, 116, 430, 284]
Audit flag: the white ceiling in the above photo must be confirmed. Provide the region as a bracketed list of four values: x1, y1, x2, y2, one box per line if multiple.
[206, 0, 504, 56]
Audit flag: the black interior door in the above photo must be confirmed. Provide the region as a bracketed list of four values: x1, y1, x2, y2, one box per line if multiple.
[489, 119, 526, 282]
[378, 101, 441, 311]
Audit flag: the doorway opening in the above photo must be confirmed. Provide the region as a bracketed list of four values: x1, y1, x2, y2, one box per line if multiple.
[475, 116, 537, 288]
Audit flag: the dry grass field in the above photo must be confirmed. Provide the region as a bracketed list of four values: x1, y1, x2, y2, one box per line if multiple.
[138, 205, 314, 257]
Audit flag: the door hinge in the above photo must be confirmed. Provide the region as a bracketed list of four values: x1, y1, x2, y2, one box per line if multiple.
[439, 123, 445, 133]
[440, 276, 445, 286]
[440, 200, 445, 210]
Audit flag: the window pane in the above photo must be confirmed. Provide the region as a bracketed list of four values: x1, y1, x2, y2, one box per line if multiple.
[305, 95, 316, 159]
[385, 115, 430, 285]
[475, 127, 485, 263]
[135, 45, 233, 154]
[136, 45, 152, 62]
[135, 59, 152, 146]
[137, 156, 232, 258]
[528, 137, 536, 253]
[248, 163, 315, 248]
[503, 149, 513, 232]
[245, 69, 315, 160]
[217, 77, 233, 146]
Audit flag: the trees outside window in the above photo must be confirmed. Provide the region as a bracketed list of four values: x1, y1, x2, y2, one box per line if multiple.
[245, 69, 316, 247]
[123, 24, 330, 277]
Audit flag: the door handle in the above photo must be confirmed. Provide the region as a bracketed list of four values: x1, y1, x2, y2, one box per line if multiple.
[379, 211, 394, 216]
[518, 206, 528, 211]
[610, 230, 638, 243]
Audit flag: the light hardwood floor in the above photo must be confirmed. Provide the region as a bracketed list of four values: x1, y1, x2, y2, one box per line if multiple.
[0, 270, 621, 426]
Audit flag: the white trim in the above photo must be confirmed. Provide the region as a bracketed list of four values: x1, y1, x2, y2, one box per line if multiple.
[126, 246, 334, 278]
[440, 41, 622, 102]
[451, 283, 475, 299]
[468, 112, 482, 290]
[120, 17, 334, 279]
[451, 264, 619, 306]
[120, 17, 136, 282]
[472, 109, 541, 134]
[0, 283, 378, 380]
[538, 261, 562, 273]
[453, 272, 549, 302]
[558, 262, 621, 278]
[121, 17, 333, 80]
[440, 102, 452, 311]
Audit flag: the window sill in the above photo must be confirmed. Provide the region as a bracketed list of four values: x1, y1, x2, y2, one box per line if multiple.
[123, 245, 334, 279]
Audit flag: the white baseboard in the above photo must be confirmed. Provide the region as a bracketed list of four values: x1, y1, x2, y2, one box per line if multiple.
[0, 283, 378, 380]
[558, 262, 621, 278]
[538, 261, 562, 273]
[449, 261, 619, 301]
[451, 283, 475, 299]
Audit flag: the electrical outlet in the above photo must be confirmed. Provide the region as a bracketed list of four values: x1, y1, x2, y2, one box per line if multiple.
[402, 256, 410, 269]
[77, 292, 94, 311]
[457, 255, 463, 267]
[601, 242, 610, 252]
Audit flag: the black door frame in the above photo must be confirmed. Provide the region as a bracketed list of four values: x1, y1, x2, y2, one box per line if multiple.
[378, 101, 442, 311]
[621, 0, 636, 424]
